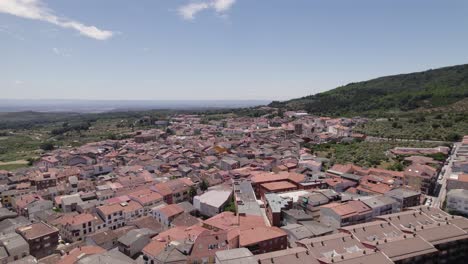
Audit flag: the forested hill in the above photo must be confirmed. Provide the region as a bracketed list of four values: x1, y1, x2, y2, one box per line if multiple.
[270, 64, 468, 116]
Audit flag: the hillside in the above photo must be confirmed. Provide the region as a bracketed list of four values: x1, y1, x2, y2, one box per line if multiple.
[270, 64, 468, 116]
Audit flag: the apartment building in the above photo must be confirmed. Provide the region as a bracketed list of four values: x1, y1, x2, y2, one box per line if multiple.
[16, 222, 59, 259]
[319, 200, 372, 228]
[446, 189, 468, 215]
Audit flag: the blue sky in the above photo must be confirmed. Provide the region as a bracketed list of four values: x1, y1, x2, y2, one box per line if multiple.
[1, 0, 468, 101]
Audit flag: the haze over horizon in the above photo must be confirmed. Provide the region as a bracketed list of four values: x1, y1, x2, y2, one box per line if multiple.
[2, 0, 468, 101]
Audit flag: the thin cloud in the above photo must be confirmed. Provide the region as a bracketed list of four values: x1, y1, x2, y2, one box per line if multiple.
[0, 24, 25, 40]
[52, 47, 71, 57]
[0, 0, 114, 40]
[178, 0, 236, 20]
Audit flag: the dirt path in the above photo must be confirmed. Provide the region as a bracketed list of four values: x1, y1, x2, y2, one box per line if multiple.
[0, 159, 28, 165]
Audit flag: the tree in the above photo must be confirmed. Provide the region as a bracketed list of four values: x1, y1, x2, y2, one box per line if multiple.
[277, 108, 284, 118]
[189, 186, 197, 202]
[166, 127, 175, 135]
[200, 179, 209, 191]
[446, 133, 461, 142]
[40, 142, 54, 151]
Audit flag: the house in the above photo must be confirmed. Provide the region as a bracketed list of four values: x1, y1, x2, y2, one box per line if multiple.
[384, 188, 421, 211]
[193, 189, 232, 217]
[447, 173, 468, 191]
[264, 193, 292, 227]
[0, 232, 29, 263]
[446, 189, 468, 215]
[151, 204, 184, 226]
[390, 146, 450, 156]
[134, 130, 160, 143]
[96, 201, 143, 230]
[220, 158, 240, 171]
[36, 156, 60, 169]
[215, 248, 257, 264]
[452, 161, 468, 174]
[281, 222, 332, 247]
[151, 178, 195, 204]
[52, 213, 101, 242]
[117, 228, 156, 258]
[86, 229, 121, 250]
[170, 212, 202, 228]
[16, 222, 59, 259]
[75, 247, 136, 263]
[404, 164, 437, 194]
[12, 194, 53, 220]
[31, 172, 57, 191]
[67, 155, 94, 166]
[141, 225, 207, 263]
[233, 180, 262, 217]
[128, 216, 163, 233]
[256, 247, 319, 264]
[128, 189, 164, 215]
[56, 193, 83, 213]
[0, 170, 10, 181]
[0, 216, 30, 235]
[239, 226, 287, 254]
[360, 195, 399, 217]
[0, 208, 17, 222]
[57, 245, 106, 264]
[259, 181, 297, 198]
[298, 160, 322, 173]
[324, 178, 356, 192]
[319, 200, 372, 228]
[328, 124, 351, 137]
[188, 229, 231, 263]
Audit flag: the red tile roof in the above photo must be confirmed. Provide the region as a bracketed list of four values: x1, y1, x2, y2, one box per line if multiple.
[239, 226, 286, 246]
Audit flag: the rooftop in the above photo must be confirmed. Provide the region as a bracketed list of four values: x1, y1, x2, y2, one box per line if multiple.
[16, 222, 58, 240]
[261, 181, 297, 191]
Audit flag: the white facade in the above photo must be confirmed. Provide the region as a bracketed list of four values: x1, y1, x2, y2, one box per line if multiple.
[447, 189, 468, 214]
[193, 190, 232, 217]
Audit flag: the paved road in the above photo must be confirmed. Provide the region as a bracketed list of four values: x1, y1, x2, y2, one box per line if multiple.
[431, 142, 461, 208]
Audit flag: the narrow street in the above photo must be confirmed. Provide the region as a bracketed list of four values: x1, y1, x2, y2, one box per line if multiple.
[431, 142, 461, 208]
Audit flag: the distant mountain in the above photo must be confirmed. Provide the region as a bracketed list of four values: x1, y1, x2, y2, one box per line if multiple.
[270, 64, 468, 116]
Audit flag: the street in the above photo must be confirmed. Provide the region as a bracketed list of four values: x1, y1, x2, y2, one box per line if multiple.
[430, 142, 461, 208]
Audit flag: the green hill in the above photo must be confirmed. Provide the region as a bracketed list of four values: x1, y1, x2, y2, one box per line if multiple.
[270, 64, 468, 116]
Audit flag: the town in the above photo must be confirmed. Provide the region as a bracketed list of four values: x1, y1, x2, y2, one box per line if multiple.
[0, 111, 467, 264]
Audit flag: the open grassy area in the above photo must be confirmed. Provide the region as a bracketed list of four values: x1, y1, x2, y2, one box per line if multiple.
[308, 140, 444, 169]
[0, 163, 30, 171]
[355, 113, 467, 141]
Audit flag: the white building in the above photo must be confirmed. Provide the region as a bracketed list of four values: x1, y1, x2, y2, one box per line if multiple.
[193, 189, 232, 217]
[446, 189, 468, 215]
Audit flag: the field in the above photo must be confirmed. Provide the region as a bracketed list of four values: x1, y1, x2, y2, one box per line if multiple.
[308, 140, 445, 170]
[354, 113, 468, 141]
[0, 111, 159, 169]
